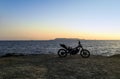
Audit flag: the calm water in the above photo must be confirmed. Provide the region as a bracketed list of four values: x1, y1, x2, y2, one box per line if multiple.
[0, 40, 120, 56]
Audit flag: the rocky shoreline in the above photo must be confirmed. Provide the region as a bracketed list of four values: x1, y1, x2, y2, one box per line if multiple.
[0, 54, 120, 79]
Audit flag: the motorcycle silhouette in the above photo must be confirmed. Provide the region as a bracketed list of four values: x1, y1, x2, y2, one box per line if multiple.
[58, 41, 90, 58]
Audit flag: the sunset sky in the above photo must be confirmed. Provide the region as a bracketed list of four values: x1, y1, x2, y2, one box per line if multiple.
[1, 0, 120, 40]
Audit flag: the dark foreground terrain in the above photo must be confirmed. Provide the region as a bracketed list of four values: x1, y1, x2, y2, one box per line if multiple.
[0, 54, 120, 79]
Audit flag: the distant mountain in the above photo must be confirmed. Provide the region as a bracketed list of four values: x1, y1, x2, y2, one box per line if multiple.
[54, 38, 84, 41]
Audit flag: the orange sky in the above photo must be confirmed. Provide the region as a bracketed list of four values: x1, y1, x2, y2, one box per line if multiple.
[1, 0, 120, 40]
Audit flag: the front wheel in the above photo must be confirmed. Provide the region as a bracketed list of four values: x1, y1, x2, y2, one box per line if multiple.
[58, 49, 67, 57]
[80, 49, 90, 58]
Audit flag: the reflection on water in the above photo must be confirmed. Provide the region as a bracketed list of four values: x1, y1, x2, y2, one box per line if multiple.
[0, 40, 120, 56]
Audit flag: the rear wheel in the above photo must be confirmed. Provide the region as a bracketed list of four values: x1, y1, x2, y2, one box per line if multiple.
[80, 49, 90, 58]
[58, 49, 67, 57]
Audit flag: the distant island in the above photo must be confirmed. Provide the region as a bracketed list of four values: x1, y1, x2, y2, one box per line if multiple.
[54, 38, 85, 41]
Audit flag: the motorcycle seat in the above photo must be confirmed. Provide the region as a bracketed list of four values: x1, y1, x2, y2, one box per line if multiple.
[60, 44, 68, 49]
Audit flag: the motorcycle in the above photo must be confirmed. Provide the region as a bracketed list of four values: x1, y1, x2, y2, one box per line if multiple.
[58, 41, 90, 58]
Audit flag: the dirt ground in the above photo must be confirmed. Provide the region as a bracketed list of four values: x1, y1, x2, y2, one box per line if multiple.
[0, 54, 120, 79]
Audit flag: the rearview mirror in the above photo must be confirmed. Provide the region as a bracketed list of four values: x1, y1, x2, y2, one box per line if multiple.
[78, 41, 81, 44]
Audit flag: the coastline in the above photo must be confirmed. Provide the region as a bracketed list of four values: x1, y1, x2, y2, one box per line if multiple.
[0, 54, 120, 79]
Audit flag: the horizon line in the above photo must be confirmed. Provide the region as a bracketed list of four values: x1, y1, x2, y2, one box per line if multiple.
[0, 38, 120, 41]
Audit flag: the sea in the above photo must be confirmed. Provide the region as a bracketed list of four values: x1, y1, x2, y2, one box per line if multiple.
[0, 39, 120, 56]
